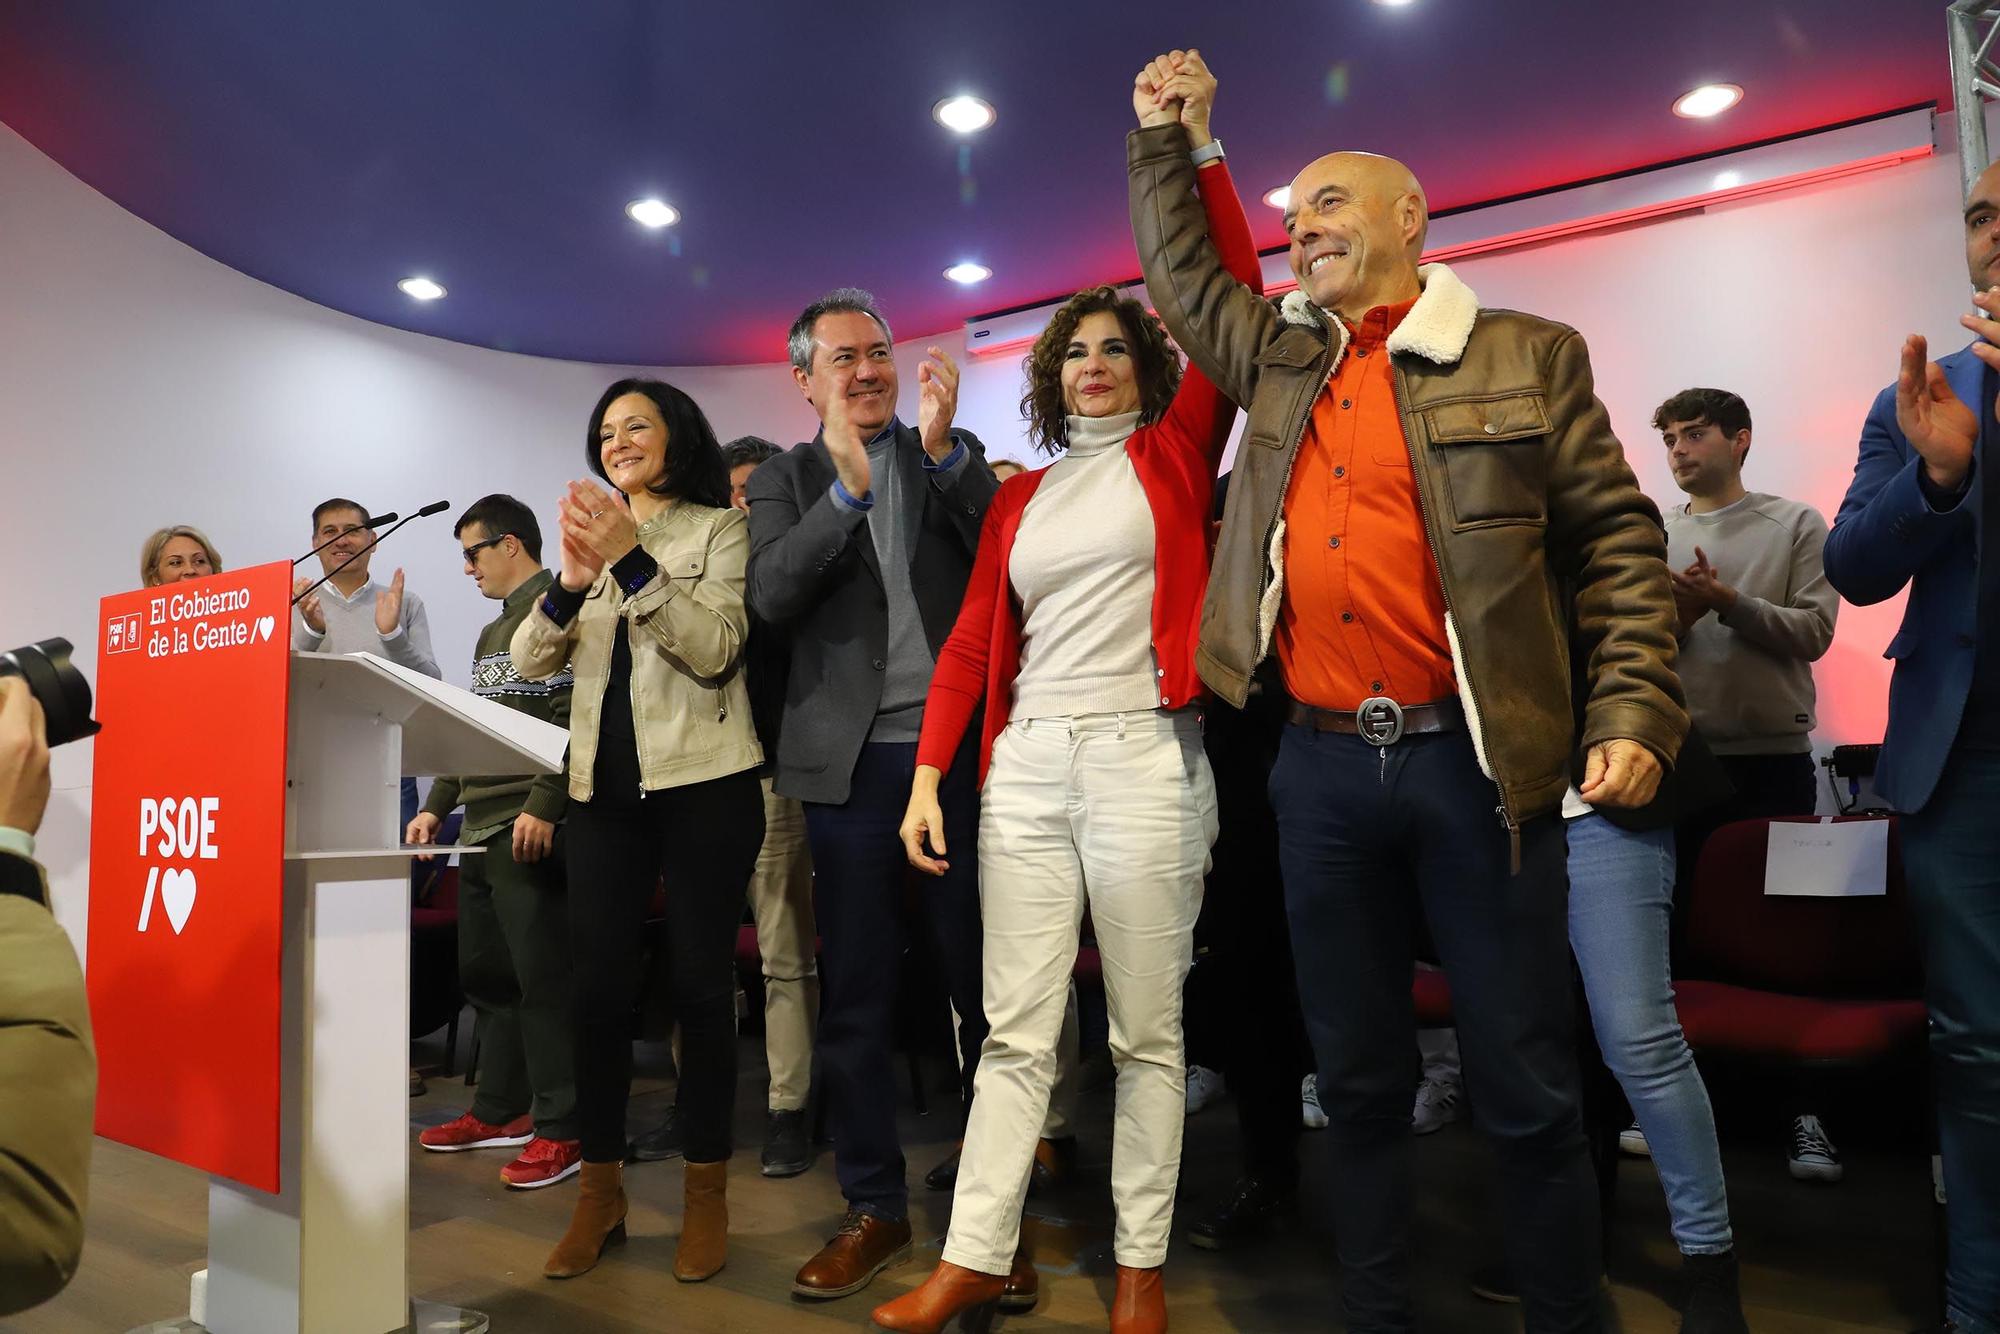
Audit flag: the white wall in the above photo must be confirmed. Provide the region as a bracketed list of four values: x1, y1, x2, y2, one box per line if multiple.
[1, 111, 1986, 949]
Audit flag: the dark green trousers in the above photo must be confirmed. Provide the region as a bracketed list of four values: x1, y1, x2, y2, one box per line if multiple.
[462, 826, 578, 1140]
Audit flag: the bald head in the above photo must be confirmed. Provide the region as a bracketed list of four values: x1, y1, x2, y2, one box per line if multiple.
[1284, 152, 1429, 320]
[1966, 159, 2000, 292]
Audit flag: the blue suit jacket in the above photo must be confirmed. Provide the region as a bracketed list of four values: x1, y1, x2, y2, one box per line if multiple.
[1823, 343, 1989, 812]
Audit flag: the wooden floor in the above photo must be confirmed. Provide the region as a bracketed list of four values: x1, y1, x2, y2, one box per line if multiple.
[6, 1033, 1942, 1333]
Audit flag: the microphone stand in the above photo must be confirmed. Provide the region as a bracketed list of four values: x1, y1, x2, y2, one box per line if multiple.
[290, 502, 449, 606]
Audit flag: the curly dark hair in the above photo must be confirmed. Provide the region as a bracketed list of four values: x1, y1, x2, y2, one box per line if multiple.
[1020, 287, 1183, 455]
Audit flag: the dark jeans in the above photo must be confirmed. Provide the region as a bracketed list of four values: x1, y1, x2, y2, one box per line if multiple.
[566, 769, 764, 1165]
[462, 826, 578, 1140]
[1903, 747, 2000, 1334]
[1270, 724, 1601, 1334]
[805, 741, 984, 1221]
[1189, 689, 1308, 1183]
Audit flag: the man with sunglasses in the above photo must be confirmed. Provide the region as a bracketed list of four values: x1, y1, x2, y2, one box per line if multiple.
[405, 494, 581, 1190]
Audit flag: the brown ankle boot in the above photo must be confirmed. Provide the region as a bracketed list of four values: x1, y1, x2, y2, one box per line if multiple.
[870, 1260, 1005, 1332]
[1111, 1264, 1167, 1334]
[544, 1160, 627, 1279]
[674, 1159, 728, 1282]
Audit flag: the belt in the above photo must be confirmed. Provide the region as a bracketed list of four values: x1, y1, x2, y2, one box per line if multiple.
[1286, 695, 1465, 746]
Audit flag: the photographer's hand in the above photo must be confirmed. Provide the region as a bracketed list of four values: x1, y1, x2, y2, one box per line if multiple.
[0, 676, 52, 837]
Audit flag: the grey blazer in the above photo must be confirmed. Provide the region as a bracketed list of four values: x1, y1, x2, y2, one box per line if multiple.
[745, 423, 997, 804]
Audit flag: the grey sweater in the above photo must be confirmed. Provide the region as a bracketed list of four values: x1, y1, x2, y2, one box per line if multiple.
[1666, 492, 1836, 754]
[291, 573, 441, 678]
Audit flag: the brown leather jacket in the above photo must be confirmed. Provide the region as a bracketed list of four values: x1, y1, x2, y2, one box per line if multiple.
[1128, 124, 1685, 823]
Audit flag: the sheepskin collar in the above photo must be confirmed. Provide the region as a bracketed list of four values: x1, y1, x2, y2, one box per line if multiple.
[1278, 263, 1478, 366]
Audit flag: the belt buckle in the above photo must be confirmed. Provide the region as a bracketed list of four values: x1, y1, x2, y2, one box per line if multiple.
[1355, 696, 1405, 746]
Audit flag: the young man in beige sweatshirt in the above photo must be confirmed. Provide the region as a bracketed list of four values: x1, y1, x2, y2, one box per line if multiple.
[1656, 386, 1844, 1185]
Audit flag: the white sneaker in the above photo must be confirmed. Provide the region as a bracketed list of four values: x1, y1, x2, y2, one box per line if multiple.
[1411, 1077, 1464, 1135]
[1787, 1114, 1843, 1182]
[1185, 1064, 1226, 1115]
[1301, 1074, 1329, 1130]
[1618, 1120, 1651, 1157]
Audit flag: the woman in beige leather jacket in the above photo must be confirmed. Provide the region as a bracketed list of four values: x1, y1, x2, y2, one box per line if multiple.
[511, 377, 764, 1286]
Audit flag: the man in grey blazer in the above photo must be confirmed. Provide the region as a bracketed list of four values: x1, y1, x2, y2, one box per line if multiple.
[746, 288, 1008, 1303]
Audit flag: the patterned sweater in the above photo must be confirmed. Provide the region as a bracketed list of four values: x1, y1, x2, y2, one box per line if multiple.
[421, 569, 572, 842]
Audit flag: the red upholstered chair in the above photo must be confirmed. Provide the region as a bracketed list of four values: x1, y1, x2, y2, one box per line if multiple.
[410, 862, 464, 1074]
[1673, 816, 1926, 1070]
[1412, 967, 1454, 1029]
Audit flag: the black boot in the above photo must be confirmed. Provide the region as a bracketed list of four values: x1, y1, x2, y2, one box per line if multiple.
[1679, 1250, 1749, 1334]
[629, 1104, 682, 1162]
[761, 1108, 812, 1178]
[1186, 1176, 1294, 1251]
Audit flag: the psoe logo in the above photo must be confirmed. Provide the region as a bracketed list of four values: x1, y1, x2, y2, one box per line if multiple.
[136, 796, 219, 935]
[106, 613, 142, 655]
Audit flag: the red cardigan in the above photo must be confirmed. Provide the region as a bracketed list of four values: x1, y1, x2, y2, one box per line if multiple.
[916, 160, 1264, 780]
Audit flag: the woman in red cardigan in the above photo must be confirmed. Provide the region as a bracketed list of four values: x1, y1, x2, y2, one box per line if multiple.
[872, 51, 1260, 1334]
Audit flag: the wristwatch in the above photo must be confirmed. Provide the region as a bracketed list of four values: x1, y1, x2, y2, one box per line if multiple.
[1190, 138, 1225, 167]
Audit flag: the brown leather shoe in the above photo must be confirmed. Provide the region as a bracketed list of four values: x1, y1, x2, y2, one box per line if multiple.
[544, 1160, 628, 1279]
[869, 1260, 1004, 1332]
[673, 1159, 728, 1282]
[1111, 1264, 1167, 1334]
[1000, 1238, 1038, 1313]
[793, 1209, 914, 1299]
[1028, 1135, 1078, 1195]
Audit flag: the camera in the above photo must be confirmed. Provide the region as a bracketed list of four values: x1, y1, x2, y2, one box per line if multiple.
[0, 639, 100, 747]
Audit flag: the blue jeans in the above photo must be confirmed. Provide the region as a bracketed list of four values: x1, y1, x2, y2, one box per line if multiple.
[1565, 814, 1732, 1256]
[1271, 725, 1601, 1334]
[1902, 748, 2000, 1334]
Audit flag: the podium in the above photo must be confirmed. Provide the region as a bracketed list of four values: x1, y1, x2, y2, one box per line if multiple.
[89, 564, 568, 1334]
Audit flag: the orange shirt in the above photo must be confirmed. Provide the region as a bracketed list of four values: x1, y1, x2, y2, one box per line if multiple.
[1275, 299, 1458, 711]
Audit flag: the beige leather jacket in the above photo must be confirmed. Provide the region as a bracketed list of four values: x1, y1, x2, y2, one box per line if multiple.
[512, 502, 762, 802]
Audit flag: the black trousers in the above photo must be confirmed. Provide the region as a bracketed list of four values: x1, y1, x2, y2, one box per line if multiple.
[566, 768, 764, 1165]
[1272, 725, 1601, 1334]
[1187, 688, 1308, 1182]
[804, 741, 985, 1221]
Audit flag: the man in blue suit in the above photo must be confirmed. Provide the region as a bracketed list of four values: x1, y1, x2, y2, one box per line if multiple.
[1822, 159, 2000, 1334]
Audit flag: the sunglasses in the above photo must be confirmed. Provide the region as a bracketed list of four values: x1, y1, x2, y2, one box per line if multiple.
[461, 534, 510, 563]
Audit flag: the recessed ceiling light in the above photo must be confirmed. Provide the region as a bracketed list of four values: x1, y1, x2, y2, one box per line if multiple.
[933, 95, 996, 134]
[1673, 83, 1743, 119]
[1712, 169, 1744, 189]
[626, 198, 680, 229]
[397, 276, 446, 301]
[1263, 186, 1291, 210]
[1371, 0, 1417, 6]
[943, 262, 992, 285]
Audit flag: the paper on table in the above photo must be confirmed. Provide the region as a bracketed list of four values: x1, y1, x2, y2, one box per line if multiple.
[1763, 817, 1889, 898]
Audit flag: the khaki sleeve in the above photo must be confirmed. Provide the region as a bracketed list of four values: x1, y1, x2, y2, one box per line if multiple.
[0, 884, 95, 1316]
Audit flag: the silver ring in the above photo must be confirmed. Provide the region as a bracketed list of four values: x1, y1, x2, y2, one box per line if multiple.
[589, 509, 604, 519]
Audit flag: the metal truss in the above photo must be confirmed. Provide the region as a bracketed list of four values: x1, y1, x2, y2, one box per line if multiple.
[1951, 0, 2000, 192]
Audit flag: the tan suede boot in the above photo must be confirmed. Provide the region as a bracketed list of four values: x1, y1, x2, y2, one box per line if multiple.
[543, 1160, 627, 1279]
[674, 1159, 729, 1281]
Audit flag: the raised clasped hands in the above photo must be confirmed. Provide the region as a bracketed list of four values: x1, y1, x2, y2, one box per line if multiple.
[1132, 48, 1216, 148]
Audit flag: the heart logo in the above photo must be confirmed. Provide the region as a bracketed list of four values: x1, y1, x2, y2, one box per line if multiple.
[255, 615, 275, 643]
[160, 867, 197, 934]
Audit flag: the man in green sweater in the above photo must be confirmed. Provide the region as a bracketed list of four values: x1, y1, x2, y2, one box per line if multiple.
[407, 494, 580, 1189]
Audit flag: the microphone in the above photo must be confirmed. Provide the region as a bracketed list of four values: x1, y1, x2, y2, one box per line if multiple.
[292, 510, 399, 566]
[291, 501, 451, 606]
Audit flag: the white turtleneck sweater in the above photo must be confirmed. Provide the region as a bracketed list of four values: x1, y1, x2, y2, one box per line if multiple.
[1009, 410, 1162, 721]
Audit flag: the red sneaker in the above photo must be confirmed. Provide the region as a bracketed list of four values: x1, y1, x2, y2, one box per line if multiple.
[501, 1136, 583, 1189]
[418, 1111, 534, 1153]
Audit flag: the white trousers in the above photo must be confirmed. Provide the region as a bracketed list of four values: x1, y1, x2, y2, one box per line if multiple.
[944, 711, 1217, 1273]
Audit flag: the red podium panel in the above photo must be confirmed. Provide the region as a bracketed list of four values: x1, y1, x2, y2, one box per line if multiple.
[88, 560, 292, 1192]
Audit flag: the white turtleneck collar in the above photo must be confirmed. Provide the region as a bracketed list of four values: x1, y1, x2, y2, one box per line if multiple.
[1061, 409, 1142, 458]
